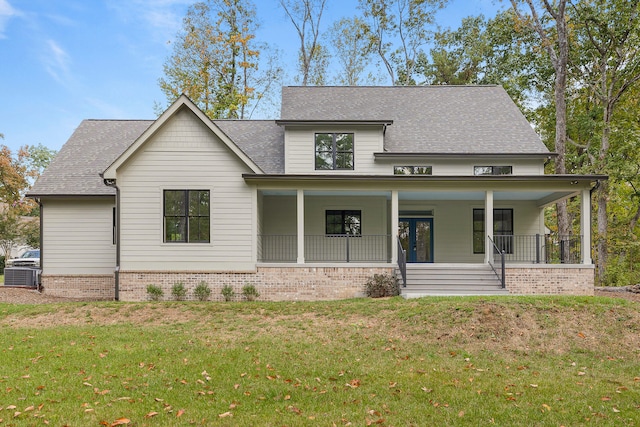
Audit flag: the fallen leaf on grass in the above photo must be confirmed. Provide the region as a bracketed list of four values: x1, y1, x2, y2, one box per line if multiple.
[145, 411, 158, 418]
[219, 411, 233, 418]
[176, 409, 185, 417]
[110, 418, 130, 426]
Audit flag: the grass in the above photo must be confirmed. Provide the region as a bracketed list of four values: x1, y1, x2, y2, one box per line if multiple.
[0, 296, 638, 425]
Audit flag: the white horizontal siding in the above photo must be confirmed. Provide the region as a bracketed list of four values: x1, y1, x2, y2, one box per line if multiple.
[431, 159, 545, 176]
[43, 198, 115, 274]
[117, 108, 255, 271]
[284, 126, 387, 174]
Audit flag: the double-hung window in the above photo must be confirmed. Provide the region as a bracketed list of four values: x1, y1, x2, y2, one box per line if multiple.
[326, 210, 361, 235]
[164, 190, 210, 243]
[315, 133, 354, 170]
[473, 208, 513, 254]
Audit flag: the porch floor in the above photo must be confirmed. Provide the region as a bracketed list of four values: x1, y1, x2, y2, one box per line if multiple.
[399, 263, 508, 298]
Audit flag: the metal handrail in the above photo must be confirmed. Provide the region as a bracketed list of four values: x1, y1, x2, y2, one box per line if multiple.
[397, 237, 407, 287]
[488, 236, 506, 288]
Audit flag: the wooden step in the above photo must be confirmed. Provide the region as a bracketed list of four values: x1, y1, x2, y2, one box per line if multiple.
[397, 264, 507, 297]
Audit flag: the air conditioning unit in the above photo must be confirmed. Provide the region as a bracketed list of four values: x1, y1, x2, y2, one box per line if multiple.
[4, 267, 40, 288]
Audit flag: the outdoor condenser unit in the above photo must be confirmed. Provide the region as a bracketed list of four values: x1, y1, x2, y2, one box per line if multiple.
[4, 267, 40, 288]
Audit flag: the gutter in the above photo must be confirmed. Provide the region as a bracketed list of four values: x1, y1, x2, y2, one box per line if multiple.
[102, 178, 120, 301]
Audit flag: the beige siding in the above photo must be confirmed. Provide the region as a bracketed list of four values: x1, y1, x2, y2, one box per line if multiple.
[431, 159, 545, 176]
[284, 126, 387, 174]
[42, 198, 116, 274]
[399, 200, 544, 263]
[117, 108, 255, 271]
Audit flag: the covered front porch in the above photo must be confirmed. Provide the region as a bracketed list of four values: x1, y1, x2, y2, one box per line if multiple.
[246, 174, 601, 295]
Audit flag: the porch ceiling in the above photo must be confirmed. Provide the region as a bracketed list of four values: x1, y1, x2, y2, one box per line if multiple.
[259, 189, 577, 205]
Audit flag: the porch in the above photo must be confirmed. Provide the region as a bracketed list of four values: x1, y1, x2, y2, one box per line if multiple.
[246, 175, 600, 296]
[257, 233, 583, 265]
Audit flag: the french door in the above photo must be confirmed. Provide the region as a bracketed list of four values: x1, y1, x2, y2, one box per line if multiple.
[398, 218, 434, 263]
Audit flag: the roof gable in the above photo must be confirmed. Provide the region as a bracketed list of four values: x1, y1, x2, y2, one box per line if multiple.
[102, 95, 263, 180]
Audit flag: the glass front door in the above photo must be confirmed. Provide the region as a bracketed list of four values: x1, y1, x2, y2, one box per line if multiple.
[399, 218, 433, 263]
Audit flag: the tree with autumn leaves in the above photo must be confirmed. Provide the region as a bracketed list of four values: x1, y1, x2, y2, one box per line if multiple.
[159, 0, 282, 119]
[0, 139, 55, 259]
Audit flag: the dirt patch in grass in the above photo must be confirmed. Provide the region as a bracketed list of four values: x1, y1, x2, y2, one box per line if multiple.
[1, 287, 640, 357]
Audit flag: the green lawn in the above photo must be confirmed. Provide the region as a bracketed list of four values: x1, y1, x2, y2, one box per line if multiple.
[0, 296, 638, 426]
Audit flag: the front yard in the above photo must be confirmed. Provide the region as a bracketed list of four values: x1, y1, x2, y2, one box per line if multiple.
[0, 296, 638, 425]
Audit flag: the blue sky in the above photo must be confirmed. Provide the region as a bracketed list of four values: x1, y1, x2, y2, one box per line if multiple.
[0, 0, 503, 153]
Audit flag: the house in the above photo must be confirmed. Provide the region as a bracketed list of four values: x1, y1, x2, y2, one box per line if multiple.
[28, 86, 606, 301]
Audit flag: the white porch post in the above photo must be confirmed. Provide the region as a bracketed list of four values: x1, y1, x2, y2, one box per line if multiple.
[484, 190, 494, 264]
[297, 189, 305, 264]
[581, 189, 592, 265]
[391, 190, 399, 263]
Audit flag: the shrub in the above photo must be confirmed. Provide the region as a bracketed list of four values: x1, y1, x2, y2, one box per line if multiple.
[241, 283, 260, 301]
[194, 281, 211, 301]
[221, 284, 235, 302]
[171, 282, 187, 301]
[146, 284, 164, 301]
[364, 273, 400, 298]
[0, 255, 4, 274]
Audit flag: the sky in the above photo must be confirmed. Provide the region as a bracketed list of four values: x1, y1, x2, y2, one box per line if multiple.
[0, 0, 504, 153]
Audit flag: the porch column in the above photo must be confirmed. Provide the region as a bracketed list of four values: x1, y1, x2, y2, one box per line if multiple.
[581, 189, 592, 264]
[391, 190, 398, 263]
[297, 189, 305, 264]
[484, 190, 494, 264]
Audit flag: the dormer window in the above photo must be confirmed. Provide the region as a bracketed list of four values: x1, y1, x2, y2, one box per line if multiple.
[315, 133, 354, 170]
[474, 166, 512, 175]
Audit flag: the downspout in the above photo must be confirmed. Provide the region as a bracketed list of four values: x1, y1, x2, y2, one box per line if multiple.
[103, 179, 120, 301]
[36, 198, 43, 293]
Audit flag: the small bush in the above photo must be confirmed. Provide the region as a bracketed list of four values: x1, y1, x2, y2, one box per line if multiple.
[241, 283, 260, 301]
[364, 274, 400, 298]
[0, 255, 4, 274]
[171, 282, 187, 301]
[146, 284, 164, 301]
[221, 284, 235, 302]
[194, 281, 211, 301]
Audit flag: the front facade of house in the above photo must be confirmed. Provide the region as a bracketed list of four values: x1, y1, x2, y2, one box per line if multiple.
[29, 86, 605, 301]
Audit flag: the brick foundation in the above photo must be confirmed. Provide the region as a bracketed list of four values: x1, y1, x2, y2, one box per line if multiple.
[505, 265, 594, 295]
[42, 275, 115, 300]
[118, 266, 394, 302]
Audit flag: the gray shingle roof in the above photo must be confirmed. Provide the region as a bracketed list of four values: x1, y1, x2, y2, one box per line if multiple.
[28, 120, 153, 197]
[280, 85, 549, 154]
[28, 118, 283, 196]
[214, 120, 284, 173]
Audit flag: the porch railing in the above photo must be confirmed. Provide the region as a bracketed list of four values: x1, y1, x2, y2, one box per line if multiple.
[397, 237, 407, 287]
[258, 235, 391, 263]
[488, 236, 506, 288]
[493, 234, 582, 264]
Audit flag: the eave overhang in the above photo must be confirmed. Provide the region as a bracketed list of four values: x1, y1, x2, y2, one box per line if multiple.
[243, 173, 608, 207]
[374, 152, 558, 160]
[276, 120, 393, 126]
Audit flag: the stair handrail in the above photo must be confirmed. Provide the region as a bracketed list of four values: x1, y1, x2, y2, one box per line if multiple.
[397, 237, 407, 287]
[488, 236, 506, 288]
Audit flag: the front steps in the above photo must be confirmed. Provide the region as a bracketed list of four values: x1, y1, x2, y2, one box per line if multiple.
[398, 263, 508, 298]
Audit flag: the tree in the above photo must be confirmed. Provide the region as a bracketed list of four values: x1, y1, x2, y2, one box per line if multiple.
[359, 0, 448, 85]
[328, 17, 377, 85]
[159, 0, 279, 119]
[569, 0, 640, 278]
[509, 0, 572, 261]
[0, 143, 56, 257]
[279, 0, 327, 86]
